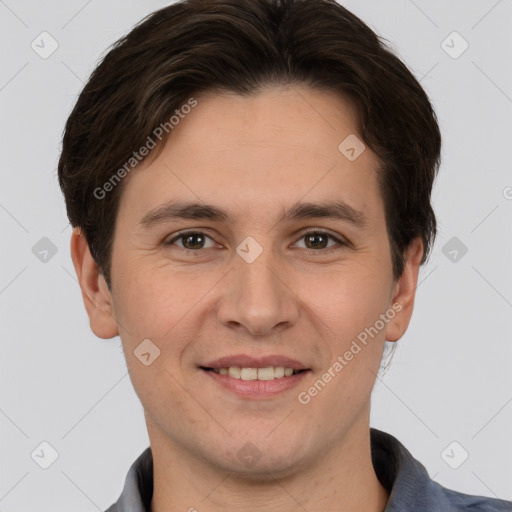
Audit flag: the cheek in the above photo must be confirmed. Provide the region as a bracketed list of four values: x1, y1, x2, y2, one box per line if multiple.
[111, 264, 197, 409]
[296, 267, 390, 427]
[111, 260, 192, 343]
[311, 262, 392, 341]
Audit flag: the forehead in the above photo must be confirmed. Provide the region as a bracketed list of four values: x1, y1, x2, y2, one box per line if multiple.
[166, 86, 364, 165]
[116, 86, 384, 226]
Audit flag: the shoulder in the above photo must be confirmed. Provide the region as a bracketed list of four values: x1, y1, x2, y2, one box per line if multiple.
[385, 474, 512, 511]
[436, 486, 512, 511]
[370, 428, 512, 512]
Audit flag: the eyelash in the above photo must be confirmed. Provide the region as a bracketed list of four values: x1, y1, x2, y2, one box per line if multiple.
[165, 230, 348, 255]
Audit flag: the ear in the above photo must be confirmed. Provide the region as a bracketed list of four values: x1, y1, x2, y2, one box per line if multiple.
[385, 237, 424, 342]
[70, 227, 119, 339]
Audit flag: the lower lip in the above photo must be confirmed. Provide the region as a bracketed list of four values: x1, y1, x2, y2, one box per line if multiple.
[201, 369, 311, 399]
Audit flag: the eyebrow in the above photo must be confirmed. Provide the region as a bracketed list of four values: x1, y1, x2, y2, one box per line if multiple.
[138, 199, 368, 230]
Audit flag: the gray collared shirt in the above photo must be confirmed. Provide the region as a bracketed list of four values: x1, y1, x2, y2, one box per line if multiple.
[105, 428, 511, 511]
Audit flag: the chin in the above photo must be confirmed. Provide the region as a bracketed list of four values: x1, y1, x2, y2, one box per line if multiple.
[211, 436, 310, 479]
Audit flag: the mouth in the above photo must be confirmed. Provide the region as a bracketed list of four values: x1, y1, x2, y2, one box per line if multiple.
[198, 354, 312, 398]
[200, 366, 309, 380]
[199, 363, 312, 399]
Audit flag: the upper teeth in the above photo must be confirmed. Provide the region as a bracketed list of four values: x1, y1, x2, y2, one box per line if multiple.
[213, 366, 298, 380]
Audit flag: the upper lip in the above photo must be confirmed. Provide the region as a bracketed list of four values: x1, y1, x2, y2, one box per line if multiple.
[201, 354, 309, 370]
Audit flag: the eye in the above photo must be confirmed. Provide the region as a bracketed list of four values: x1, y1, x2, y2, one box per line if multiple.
[165, 231, 216, 251]
[293, 230, 347, 253]
[164, 229, 348, 254]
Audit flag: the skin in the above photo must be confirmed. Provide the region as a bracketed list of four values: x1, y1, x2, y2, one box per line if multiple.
[71, 85, 423, 512]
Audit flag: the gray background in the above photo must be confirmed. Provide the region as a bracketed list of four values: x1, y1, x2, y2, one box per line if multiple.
[0, 0, 511, 510]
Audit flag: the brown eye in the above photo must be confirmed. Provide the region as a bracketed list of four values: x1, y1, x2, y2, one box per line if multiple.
[295, 230, 347, 253]
[304, 232, 329, 249]
[166, 231, 215, 250]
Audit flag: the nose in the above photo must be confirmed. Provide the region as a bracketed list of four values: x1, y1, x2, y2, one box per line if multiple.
[216, 245, 300, 337]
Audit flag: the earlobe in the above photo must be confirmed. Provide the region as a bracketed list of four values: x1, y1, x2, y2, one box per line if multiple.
[385, 237, 424, 342]
[70, 227, 119, 339]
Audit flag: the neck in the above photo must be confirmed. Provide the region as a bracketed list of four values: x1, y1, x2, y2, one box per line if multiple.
[148, 411, 389, 512]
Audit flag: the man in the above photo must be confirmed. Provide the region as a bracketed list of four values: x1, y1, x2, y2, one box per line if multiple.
[58, 0, 512, 510]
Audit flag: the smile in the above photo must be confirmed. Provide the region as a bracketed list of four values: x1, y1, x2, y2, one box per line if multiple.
[201, 366, 306, 380]
[200, 366, 311, 399]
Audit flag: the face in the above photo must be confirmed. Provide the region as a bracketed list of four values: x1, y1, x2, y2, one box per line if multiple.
[73, 85, 422, 477]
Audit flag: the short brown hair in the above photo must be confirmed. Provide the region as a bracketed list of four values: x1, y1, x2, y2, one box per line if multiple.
[58, 0, 441, 289]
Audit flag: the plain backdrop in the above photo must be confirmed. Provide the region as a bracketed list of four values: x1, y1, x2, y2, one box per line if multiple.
[0, 0, 511, 510]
